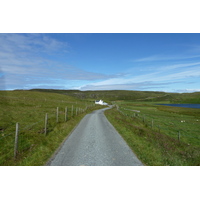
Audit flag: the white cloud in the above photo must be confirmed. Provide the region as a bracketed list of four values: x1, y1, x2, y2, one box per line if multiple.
[0, 34, 68, 54]
[134, 54, 200, 62]
[77, 62, 200, 91]
[174, 89, 200, 93]
[80, 81, 178, 91]
[160, 62, 200, 71]
[1, 33, 200, 92]
[0, 33, 122, 90]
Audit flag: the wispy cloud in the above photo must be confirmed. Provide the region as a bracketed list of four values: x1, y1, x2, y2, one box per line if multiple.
[80, 81, 179, 91]
[0, 34, 68, 54]
[174, 89, 200, 93]
[160, 62, 200, 71]
[134, 54, 200, 62]
[0, 33, 120, 90]
[78, 62, 200, 91]
[1, 33, 200, 92]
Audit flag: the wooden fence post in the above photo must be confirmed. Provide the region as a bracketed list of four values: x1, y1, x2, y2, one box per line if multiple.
[65, 107, 68, 122]
[56, 107, 59, 123]
[178, 131, 180, 141]
[44, 113, 48, 135]
[71, 105, 73, 117]
[14, 122, 19, 159]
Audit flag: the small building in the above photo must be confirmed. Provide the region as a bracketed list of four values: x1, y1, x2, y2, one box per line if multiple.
[95, 99, 108, 105]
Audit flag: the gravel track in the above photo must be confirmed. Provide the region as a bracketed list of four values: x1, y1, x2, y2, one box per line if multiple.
[47, 107, 143, 166]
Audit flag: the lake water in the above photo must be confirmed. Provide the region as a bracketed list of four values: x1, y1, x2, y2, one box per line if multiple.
[157, 104, 200, 109]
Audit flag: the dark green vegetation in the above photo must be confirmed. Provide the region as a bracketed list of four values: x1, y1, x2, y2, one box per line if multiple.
[105, 102, 200, 165]
[31, 89, 200, 103]
[0, 90, 103, 165]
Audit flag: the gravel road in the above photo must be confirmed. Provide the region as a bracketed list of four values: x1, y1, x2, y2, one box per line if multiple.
[47, 106, 143, 166]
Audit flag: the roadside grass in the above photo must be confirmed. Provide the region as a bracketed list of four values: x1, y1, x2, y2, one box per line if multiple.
[0, 90, 102, 166]
[104, 103, 200, 166]
[116, 101, 200, 146]
[15, 113, 94, 166]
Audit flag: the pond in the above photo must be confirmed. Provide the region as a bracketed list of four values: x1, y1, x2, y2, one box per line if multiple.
[157, 104, 200, 109]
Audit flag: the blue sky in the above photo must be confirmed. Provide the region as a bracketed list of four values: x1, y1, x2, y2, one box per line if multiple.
[1, 33, 200, 92]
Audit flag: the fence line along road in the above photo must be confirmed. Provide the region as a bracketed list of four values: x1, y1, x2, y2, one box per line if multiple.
[47, 106, 143, 166]
[0, 103, 95, 164]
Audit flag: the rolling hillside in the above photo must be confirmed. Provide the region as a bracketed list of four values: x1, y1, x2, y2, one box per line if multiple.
[30, 89, 200, 103]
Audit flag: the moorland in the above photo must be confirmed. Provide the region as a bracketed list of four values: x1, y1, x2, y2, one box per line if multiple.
[0, 89, 199, 165]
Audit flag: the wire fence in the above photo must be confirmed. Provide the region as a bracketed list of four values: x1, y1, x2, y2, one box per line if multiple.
[116, 105, 200, 145]
[0, 103, 95, 165]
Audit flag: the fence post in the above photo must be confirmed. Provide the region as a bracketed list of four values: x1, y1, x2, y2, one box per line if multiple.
[45, 113, 48, 135]
[178, 131, 180, 141]
[65, 107, 68, 122]
[71, 105, 73, 117]
[14, 122, 19, 159]
[56, 107, 59, 123]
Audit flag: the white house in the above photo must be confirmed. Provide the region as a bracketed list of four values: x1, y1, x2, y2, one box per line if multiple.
[95, 100, 108, 105]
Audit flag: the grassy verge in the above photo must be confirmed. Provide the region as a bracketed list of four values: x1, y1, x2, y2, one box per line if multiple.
[17, 107, 102, 166]
[0, 90, 103, 166]
[104, 104, 200, 166]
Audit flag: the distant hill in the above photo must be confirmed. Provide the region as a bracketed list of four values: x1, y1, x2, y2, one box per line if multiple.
[29, 89, 200, 103]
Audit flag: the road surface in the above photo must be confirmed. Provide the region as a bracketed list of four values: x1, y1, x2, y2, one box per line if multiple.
[47, 107, 143, 166]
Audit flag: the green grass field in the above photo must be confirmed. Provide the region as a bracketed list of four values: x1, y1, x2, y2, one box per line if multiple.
[1, 89, 199, 166]
[0, 90, 102, 165]
[105, 101, 200, 165]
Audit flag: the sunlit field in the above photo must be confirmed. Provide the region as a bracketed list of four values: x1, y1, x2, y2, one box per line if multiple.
[105, 101, 200, 165]
[0, 90, 101, 165]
